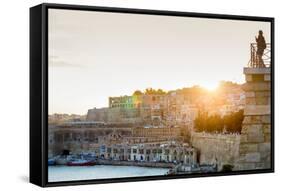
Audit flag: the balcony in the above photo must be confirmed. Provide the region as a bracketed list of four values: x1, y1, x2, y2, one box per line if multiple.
[248, 43, 271, 68]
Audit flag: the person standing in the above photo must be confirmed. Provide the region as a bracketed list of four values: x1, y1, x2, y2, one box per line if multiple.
[255, 30, 266, 67]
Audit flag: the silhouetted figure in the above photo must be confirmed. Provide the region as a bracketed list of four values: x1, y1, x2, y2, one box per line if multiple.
[255, 30, 266, 67]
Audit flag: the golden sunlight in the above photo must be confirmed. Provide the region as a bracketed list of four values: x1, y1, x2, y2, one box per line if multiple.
[201, 81, 219, 92]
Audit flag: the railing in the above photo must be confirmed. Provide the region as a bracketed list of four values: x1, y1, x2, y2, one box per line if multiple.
[248, 43, 271, 68]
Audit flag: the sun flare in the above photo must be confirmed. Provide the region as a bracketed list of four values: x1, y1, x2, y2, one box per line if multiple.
[201, 82, 219, 91]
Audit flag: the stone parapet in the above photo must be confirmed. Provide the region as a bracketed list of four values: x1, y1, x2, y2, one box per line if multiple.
[244, 67, 271, 75]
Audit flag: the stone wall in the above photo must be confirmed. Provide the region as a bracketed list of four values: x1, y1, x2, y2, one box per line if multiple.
[86, 107, 142, 123]
[96, 159, 175, 168]
[191, 132, 240, 171]
[48, 126, 132, 157]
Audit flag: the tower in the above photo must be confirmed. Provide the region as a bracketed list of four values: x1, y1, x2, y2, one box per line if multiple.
[235, 43, 272, 170]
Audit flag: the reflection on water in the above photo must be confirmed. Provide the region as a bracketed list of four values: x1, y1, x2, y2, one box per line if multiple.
[48, 165, 169, 182]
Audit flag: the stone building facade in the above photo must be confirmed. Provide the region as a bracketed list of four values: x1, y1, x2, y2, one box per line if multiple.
[100, 143, 197, 165]
[48, 123, 132, 157]
[48, 122, 183, 157]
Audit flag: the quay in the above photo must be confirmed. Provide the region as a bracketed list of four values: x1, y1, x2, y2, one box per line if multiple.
[96, 159, 175, 168]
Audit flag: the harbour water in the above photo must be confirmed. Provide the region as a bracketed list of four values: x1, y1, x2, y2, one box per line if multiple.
[48, 165, 169, 182]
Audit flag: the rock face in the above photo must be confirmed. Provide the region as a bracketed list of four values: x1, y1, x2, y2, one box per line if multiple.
[235, 67, 271, 170]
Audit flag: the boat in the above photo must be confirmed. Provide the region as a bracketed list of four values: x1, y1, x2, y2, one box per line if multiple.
[55, 155, 75, 165]
[55, 157, 68, 165]
[67, 159, 95, 166]
[48, 158, 56, 166]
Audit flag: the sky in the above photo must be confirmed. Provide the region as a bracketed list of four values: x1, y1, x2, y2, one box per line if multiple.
[48, 9, 271, 115]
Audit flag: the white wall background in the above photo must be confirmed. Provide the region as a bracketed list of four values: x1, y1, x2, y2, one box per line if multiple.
[0, 0, 279, 190]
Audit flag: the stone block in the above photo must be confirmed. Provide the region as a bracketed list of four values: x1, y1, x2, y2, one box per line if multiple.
[245, 91, 255, 98]
[245, 152, 261, 162]
[244, 163, 258, 170]
[255, 91, 270, 98]
[250, 116, 262, 124]
[247, 133, 264, 143]
[255, 162, 268, 169]
[244, 105, 270, 115]
[255, 83, 271, 91]
[243, 82, 271, 91]
[240, 144, 258, 153]
[261, 115, 271, 124]
[263, 124, 271, 134]
[240, 134, 248, 143]
[264, 133, 271, 142]
[243, 115, 270, 124]
[258, 143, 271, 153]
[256, 97, 269, 105]
[260, 152, 271, 163]
[246, 98, 256, 105]
[264, 74, 271, 81]
[242, 124, 262, 134]
[235, 162, 257, 171]
[263, 160, 271, 169]
[245, 74, 252, 82]
[244, 67, 271, 75]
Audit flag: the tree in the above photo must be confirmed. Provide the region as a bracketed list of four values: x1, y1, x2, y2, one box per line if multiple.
[223, 109, 244, 133]
[194, 109, 244, 134]
[133, 90, 143, 96]
[144, 88, 166, 95]
[156, 89, 166, 95]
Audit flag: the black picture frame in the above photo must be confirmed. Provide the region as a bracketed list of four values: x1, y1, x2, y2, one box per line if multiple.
[30, 3, 274, 187]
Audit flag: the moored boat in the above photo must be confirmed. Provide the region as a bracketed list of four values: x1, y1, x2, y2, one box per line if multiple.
[67, 159, 95, 166]
[48, 158, 56, 165]
[55, 157, 68, 165]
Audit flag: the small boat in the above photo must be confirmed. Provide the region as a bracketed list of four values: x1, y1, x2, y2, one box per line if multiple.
[55, 157, 68, 165]
[48, 158, 56, 166]
[67, 159, 95, 166]
[55, 155, 75, 165]
[165, 169, 176, 175]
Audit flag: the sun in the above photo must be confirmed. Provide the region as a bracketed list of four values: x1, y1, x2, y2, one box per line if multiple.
[201, 81, 219, 92]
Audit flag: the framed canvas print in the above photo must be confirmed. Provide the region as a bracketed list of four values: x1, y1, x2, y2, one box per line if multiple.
[30, 3, 274, 187]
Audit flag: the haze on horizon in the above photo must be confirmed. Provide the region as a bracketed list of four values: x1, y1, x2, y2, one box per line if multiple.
[48, 9, 271, 115]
